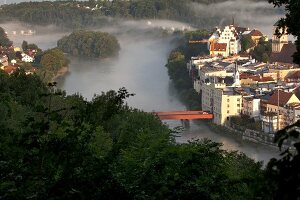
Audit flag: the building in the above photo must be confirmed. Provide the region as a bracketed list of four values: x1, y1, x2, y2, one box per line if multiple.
[208, 24, 246, 57]
[242, 96, 261, 119]
[249, 29, 264, 45]
[270, 43, 297, 66]
[213, 87, 242, 125]
[261, 90, 300, 133]
[0, 54, 8, 66]
[201, 66, 243, 125]
[21, 53, 34, 63]
[271, 21, 288, 53]
[211, 43, 228, 57]
[269, 66, 300, 81]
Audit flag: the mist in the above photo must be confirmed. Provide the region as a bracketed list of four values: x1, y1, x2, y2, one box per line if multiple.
[189, 0, 284, 37]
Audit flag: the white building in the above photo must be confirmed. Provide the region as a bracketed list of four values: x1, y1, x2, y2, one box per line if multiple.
[272, 21, 288, 53]
[21, 53, 34, 63]
[0, 55, 9, 66]
[209, 25, 244, 57]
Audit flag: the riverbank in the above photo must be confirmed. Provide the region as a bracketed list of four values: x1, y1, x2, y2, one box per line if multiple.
[51, 66, 69, 82]
[164, 33, 282, 150]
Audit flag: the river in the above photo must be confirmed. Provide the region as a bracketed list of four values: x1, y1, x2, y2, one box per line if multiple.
[1, 21, 280, 164]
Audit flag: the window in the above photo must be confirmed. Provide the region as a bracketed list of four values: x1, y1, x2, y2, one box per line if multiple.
[227, 110, 230, 114]
[237, 104, 240, 107]
[227, 99, 230, 102]
[227, 104, 230, 108]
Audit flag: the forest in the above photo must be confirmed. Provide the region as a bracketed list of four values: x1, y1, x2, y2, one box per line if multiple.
[0, 0, 278, 29]
[57, 30, 120, 58]
[0, 70, 278, 199]
[1, 0, 300, 199]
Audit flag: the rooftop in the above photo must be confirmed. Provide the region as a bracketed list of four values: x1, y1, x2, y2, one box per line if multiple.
[267, 90, 296, 107]
[270, 43, 297, 65]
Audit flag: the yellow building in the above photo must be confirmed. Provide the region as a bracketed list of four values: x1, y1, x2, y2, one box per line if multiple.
[213, 88, 242, 125]
[269, 67, 300, 81]
[201, 81, 242, 125]
[14, 47, 21, 52]
[250, 29, 263, 45]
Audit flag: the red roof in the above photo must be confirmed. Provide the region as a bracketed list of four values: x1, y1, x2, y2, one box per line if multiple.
[285, 70, 300, 80]
[3, 66, 17, 74]
[250, 29, 263, 37]
[212, 43, 227, 51]
[267, 90, 295, 106]
[240, 73, 253, 79]
[251, 76, 274, 82]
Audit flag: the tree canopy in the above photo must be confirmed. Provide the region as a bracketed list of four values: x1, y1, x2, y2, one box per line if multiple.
[0, 70, 271, 199]
[57, 30, 120, 58]
[0, 27, 12, 47]
[0, 0, 279, 29]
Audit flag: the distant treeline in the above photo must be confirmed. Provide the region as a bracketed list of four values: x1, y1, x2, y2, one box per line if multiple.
[57, 30, 120, 58]
[0, 0, 278, 29]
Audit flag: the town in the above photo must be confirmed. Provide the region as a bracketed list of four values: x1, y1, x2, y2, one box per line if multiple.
[0, 27, 68, 82]
[187, 21, 299, 147]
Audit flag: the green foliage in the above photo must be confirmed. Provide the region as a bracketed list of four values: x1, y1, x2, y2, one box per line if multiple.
[0, 0, 277, 30]
[21, 40, 28, 51]
[241, 34, 255, 52]
[0, 70, 269, 199]
[164, 30, 209, 109]
[0, 1, 101, 29]
[0, 27, 12, 47]
[264, 120, 300, 199]
[37, 48, 69, 82]
[180, 30, 210, 58]
[250, 38, 272, 62]
[231, 116, 261, 131]
[57, 30, 120, 58]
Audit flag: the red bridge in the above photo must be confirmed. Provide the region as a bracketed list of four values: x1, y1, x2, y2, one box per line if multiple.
[153, 111, 213, 120]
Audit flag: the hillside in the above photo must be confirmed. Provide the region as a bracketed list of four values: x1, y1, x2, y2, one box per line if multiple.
[0, 0, 282, 29]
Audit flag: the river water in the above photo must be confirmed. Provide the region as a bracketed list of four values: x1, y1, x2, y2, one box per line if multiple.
[2, 21, 280, 164]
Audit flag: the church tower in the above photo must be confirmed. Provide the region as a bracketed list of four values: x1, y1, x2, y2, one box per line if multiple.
[272, 21, 288, 53]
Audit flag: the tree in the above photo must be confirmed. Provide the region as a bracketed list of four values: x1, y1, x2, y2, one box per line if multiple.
[267, 2, 300, 199]
[241, 34, 255, 52]
[57, 30, 120, 58]
[268, 0, 300, 64]
[0, 27, 12, 47]
[22, 40, 28, 51]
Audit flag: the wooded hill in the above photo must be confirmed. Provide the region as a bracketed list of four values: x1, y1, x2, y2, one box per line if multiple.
[57, 30, 120, 58]
[0, 0, 279, 29]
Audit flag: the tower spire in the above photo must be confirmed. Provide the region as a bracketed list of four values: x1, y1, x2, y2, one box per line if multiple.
[232, 16, 235, 26]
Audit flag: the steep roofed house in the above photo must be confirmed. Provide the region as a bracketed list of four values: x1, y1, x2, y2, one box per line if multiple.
[272, 21, 288, 53]
[209, 24, 246, 57]
[249, 29, 263, 45]
[285, 70, 300, 84]
[211, 43, 228, 57]
[0, 54, 8, 66]
[270, 43, 297, 66]
[261, 90, 300, 133]
[21, 53, 34, 63]
[2, 65, 17, 75]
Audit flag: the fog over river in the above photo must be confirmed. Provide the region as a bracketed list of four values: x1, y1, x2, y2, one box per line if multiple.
[1, 20, 280, 164]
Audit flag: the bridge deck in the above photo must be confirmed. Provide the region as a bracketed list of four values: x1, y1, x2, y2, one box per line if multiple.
[153, 111, 213, 120]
